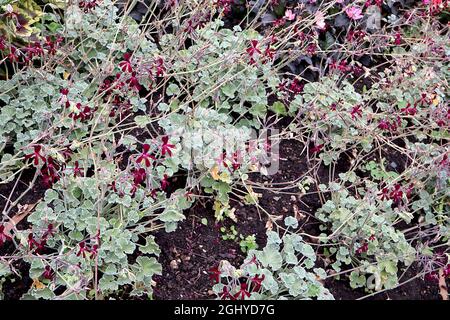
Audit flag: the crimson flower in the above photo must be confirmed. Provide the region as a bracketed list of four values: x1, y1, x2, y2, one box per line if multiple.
[329, 59, 339, 71]
[100, 79, 114, 97]
[61, 147, 73, 161]
[25, 42, 44, 61]
[42, 224, 55, 239]
[379, 187, 390, 201]
[356, 242, 368, 254]
[247, 40, 261, 57]
[350, 105, 362, 119]
[25, 145, 46, 166]
[394, 32, 402, 45]
[444, 264, 450, 278]
[250, 274, 265, 292]
[7, 46, 21, 63]
[73, 161, 84, 177]
[127, 72, 142, 91]
[417, 93, 430, 106]
[311, 144, 324, 154]
[44, 36, 63, 55]
[390, 184, 403, 204]
[114, 73, 126, 90]
[378, 119, 390, 131]
[70, 103, 95, 122]
[77, 241, 90, 258]
[161, 174, 170, 191]
[136, 144, 156, 167]
[90, 244, 99, 259]
[110, 181, 118, 193]
[41, 172, 57, 188]
[268, 34, 278, 45]
[0, 225, 12, 246]
[306, 43, 317, 56]
[161, 136, 175, 157]
[401, 104, 417, 115]
[364, 0, 382, 7]
[208, 266, 221, 283]
[277, 80, 287, 93]
[273, 18, 286, 28]
[184, 191, 194, 201]
[220, 286, 236, 300]
[263, 45, 275, 62]
[47, 157, 58, 172]
[338, 60, 350, 73]
[119, 52, 133, 73]
[262, 138, 272, 153]
[154, 57, 166, 77]
[231, 152, 241, 171]
[40, 157, 60, 188]
[79, 0, 99, 12]
[405, 183, 414, 199]
[390, 117, 401, 131]
[234, 282, 251, 300]
[42, 266, 55, 280]
[28, 233, 36, 249]
[133, 168, 147, 185]
[289, 78, 304, 94]
[248, 254, 259, 265]
[0, 36, 6, 51]
[439, 154, 448, 167]
[346, 30, 366, 42]
[27, 233, 45, 252]
[215, 0, 233, 14]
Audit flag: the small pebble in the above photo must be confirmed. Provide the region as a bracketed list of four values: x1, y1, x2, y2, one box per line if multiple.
[169, 260, 178, 270]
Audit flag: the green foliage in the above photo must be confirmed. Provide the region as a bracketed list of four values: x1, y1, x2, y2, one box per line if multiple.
[0, 0, 448, 301]
[239, 234, 258, 253]
[212, 218, 334, 300]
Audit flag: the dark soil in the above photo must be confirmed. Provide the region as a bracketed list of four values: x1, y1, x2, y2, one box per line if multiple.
[0, 168, 45, 218]
[0, 169, 43, 300]
[153, 200, 266, 300]
[151, 139, 443, 300]
[1, 260, 32, 300]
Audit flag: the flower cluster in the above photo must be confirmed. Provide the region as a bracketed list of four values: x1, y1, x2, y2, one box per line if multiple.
[379, 183, 414, 206]
[79, 0, 100, 13]
[110, 136, 176, 198]
[0, 35, 63, 66]
[356, 235, 376, 254]
[246, 37, 277, 65]
[77, 240, 99, 259]
[27, 224, 55, 253]
[215, 0, 233, 14]
[23, 145, 85, 188]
